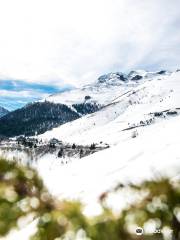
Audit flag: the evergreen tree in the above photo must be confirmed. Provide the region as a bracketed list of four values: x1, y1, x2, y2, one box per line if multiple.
[90, 143, 96, 150]
[72, 143, 76, 149]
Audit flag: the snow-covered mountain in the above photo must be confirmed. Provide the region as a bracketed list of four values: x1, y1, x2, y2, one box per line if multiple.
[0, 69, 167, 137]
[36, 69, 180, 214]
[0, 69, 179, 216]
[44, 70, 169, 107]
[40, 69, 174, 145]
[0, 102, 80, 137]
[0, 106, 9, 118]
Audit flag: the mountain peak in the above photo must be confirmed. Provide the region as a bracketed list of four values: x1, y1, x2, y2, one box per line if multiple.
[96, 69, 170, 86]
[128, 69, 170, 81]
[0, 106, 9, 118]
[97, 72, 127, 86]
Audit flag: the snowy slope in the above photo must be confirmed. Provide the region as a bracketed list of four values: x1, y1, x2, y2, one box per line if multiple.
[40, 70, 178, 145]
[44, 70, 168, 107]
[37, 114, 180, 214]
[36, 70, 180, 215]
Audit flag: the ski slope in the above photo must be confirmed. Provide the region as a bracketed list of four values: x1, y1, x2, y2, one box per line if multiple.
[38, 114, 180, 214]
[40, 71, 179, 145]
[37, 70, 180, 215]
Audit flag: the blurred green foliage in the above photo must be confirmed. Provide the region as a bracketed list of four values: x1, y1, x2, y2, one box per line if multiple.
[0, 158, 52, 236]
[0, 158, 180, 240]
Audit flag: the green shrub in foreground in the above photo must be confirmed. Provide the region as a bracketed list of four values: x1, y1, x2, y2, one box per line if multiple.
[0, 158, 180, 240]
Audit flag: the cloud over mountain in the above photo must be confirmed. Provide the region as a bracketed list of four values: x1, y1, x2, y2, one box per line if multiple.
[0, 0, 179, 88]
[0, 80, 71, 110]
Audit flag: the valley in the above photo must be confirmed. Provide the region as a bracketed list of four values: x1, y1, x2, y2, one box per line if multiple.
[0, 137, 109, 166]
[0, 69, 180, 215]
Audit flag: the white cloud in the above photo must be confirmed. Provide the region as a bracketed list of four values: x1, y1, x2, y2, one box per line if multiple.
[0, 89, 48, 98]
[0, 0, 179, 87]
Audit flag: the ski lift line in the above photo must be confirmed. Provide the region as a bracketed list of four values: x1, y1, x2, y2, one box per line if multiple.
[149, 107, 180, 115]
[100, 86, 147, 111]
[121, 107, 180, 132]
[110, 89, 133, 102]
[121, 124, 146, 132]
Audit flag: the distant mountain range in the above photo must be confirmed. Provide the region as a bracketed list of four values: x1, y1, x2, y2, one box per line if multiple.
[0, 106, 9, 118]
[0, 70, 170, 137]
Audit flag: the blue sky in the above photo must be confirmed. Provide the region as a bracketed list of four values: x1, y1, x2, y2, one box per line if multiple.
[0, 80, 72, 110]
[0, 0, 180, 110]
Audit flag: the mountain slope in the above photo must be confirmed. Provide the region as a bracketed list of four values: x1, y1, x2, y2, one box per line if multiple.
[0, 102, 80, 137]
[44, 71, 154, 106]
[0, 106, 9, 118]
[0, 70, 163, 137]
[40, 70, 178, 145]
[37, 70, 180, 214]
[37, 112, 180, 215]
[0, 101, 101, 137]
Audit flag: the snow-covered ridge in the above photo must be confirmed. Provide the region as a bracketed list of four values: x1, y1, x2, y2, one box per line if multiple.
[40, 70, 178, 145]
[44, 69, 170, 107]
